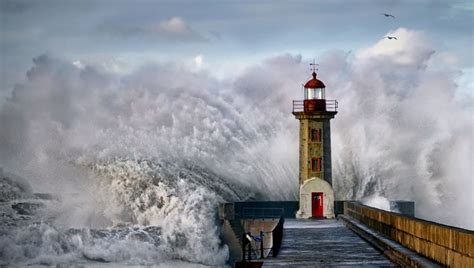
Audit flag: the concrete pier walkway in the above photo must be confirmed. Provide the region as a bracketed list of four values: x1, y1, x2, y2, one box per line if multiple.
[262, 219, 395, 267]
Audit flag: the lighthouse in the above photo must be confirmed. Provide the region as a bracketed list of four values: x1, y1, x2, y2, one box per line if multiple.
[293, 65, 337, 219]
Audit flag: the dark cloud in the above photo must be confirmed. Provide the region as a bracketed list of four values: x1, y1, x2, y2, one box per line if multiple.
[100, 17, 208, 42]
[0, 0, 35, 13]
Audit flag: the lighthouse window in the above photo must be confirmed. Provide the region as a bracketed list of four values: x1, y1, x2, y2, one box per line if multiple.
[310, 128, 321, 142]
[311, 157, 322, 172]
[306, 88, 323, 99]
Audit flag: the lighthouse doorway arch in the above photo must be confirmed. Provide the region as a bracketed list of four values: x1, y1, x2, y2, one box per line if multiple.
[296, 177, 335, 219]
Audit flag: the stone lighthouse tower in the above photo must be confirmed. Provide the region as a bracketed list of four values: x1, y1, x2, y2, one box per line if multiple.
[293, 66, 337, 219]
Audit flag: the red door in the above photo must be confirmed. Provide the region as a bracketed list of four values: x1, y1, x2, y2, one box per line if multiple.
[312, 192, 324, 218]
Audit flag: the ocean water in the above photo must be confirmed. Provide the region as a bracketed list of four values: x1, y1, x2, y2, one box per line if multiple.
[0, 161, 246, 266]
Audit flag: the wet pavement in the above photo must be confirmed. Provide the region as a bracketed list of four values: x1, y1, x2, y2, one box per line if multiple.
[262, 219, 395, 267]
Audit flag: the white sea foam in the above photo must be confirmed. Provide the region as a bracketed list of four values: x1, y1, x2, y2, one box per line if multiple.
[0, 162, 233, 266]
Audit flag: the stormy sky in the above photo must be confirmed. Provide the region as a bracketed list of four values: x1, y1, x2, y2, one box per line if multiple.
[1, 0, 473, 101]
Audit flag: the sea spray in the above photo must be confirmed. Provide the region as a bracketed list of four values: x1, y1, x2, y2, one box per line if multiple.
[330, 29, 473, 228]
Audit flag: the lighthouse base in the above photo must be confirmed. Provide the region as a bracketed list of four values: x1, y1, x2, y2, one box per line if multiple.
[296, 177, 335, 219]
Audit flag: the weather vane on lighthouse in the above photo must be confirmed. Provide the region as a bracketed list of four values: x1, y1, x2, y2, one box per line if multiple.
[310, 59, 318, 72]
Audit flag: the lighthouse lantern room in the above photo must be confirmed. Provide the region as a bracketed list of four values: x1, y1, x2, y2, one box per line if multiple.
[293, 64, 337, 219]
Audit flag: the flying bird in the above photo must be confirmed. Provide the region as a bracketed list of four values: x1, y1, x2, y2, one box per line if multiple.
[385, 36, 398, 40]
[381, 13, 395, 18]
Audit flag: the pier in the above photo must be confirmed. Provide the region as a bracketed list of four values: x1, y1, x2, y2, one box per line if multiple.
[262, 219, 394, 267]
[220, 201, 474, 267]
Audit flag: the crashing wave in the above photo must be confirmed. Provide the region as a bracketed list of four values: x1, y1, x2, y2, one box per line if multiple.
[0, 159, 252, 266]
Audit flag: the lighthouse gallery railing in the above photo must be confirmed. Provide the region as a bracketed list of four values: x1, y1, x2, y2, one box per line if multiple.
[293, 100, 338, 113]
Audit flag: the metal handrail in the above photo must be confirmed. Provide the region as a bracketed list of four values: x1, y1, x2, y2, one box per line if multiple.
[293, 99, 338, 112]
[241, 217, 284, 261]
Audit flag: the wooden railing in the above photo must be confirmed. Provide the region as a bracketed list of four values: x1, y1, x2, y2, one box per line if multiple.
[344, 202, 474, 267]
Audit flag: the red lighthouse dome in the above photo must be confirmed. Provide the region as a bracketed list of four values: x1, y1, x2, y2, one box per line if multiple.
[304, 71, 326, 89]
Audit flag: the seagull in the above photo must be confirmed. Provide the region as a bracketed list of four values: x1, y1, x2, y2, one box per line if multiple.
[381, 13, 395, 18]
[385, 36, 398, 40]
